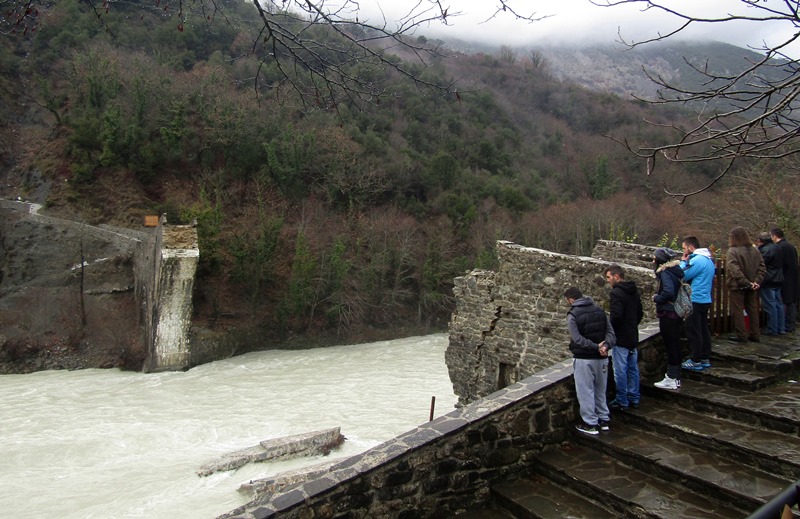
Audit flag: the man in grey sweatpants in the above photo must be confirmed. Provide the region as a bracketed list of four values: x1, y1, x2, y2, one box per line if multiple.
[565, 286, 616, 435]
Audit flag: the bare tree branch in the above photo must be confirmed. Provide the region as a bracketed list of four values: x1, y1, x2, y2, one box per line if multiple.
[3, 0, 545, 111]
[594, 0, 800, 201]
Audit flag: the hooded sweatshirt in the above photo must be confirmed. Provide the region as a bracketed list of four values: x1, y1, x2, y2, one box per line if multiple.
[609, 280, 644, 349]
[680, 247, 716, 304]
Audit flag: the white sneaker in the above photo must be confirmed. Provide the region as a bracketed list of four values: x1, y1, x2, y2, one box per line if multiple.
[654, 374, 681, 390]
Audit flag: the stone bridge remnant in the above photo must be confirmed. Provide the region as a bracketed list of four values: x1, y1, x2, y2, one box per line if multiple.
[141, 215, 199, 372]
[0, 201, 199, 372]
[446, 240, 662, 406]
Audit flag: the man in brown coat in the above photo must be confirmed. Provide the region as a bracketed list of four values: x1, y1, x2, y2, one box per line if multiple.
[726, 227, 767, 342]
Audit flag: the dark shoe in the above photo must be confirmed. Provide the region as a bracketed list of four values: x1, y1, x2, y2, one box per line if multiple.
[681, 359, 705, 371]
[630, 401, 640, 409]
[576, 422, 599, 435]
[598, 420, 610, 431]
[749, 336, 760, 343]
[609, 399, 629, 411]
[727, 335, 747, 343]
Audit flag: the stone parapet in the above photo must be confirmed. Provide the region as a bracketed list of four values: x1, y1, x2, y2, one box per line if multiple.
[592, 239, 669, 269]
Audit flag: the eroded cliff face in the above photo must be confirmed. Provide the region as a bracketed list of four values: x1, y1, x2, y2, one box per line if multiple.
[0, 203, 148, 373]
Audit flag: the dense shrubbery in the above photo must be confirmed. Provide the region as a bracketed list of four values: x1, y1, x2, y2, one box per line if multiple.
[3, 0, 731, 343]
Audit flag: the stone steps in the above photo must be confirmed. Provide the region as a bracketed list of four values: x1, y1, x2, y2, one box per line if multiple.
[574, 422, 793, 511]
[528, 441, 745, 518]
[617, 399, 800, 479]
[676, 337, 800, 391]
[493, 475, 616, 518]
[642, 373, 800, 435]
[477, 336, 800, 518]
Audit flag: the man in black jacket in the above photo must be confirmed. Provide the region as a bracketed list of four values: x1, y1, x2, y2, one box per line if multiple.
[757, 232, 785, 335]
[771, 228, 800, 333]
[565, 286, 616, 435]
[604, 265, 644, 411]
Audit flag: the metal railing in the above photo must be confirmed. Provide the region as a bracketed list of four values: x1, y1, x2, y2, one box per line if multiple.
[746, 480, 799, 519]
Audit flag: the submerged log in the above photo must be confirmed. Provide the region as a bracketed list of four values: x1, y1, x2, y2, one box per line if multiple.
[197, 427, 345, 477]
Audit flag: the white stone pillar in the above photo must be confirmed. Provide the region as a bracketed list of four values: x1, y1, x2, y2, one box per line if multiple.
[145, 225, 199, 372]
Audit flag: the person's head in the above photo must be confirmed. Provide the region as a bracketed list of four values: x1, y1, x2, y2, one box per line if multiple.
[604, 264, 625, 286]
[728, 226, 752, 248]
[682, 235, 700, 254]
[756, 232, 772, 246]
[564, 286, 583, 303]
[771, 227, 785, 243]
[653, 247, 676, 266]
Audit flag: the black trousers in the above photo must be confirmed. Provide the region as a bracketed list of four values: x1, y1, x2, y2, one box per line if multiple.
[685, 302, 712, 361]
[659, 315, 683, 379]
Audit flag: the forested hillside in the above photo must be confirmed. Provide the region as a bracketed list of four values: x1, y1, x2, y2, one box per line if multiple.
[1, 0, 797, 353]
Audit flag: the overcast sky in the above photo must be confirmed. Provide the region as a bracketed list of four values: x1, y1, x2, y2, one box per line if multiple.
[354, 0, 800, 56]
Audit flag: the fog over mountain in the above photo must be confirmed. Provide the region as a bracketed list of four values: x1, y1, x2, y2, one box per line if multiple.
[432, 35, 778, 109]
[362, 0, 800, 57]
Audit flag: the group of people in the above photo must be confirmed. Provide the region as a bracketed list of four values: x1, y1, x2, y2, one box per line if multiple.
[564, 228, 799, 435]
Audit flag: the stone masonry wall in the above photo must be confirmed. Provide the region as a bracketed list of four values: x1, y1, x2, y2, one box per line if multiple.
[447, 240, 660, 405]
[591, 239, 668, 269]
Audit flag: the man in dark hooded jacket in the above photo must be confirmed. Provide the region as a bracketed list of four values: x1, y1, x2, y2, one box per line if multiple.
[604, 265, 644, 410]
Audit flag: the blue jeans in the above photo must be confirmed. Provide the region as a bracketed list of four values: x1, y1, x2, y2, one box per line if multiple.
[760, 286, 785, 334]
[611, 346, 640, 406]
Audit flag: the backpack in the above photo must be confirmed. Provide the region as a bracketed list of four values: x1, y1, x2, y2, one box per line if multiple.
[674, 281, 693, 319]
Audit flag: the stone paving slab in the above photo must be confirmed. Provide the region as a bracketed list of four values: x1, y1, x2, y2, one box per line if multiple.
[644, 377, 800, 430]
[682, 362, 781, 390]
[713, 334, 800, 368]
[493, 475, 615, 518]
[533, 443, 744, 518]
[622, 400, 800, 478]
[454, 509, 512, 519]
[584, 422, 793, 507]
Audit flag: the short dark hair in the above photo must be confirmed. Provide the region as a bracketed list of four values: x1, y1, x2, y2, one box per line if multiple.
[682, 236, 701, 249]
[564, 287, 583, 300]
[604, 264, 625, 278]
[771, 227, 785, 239]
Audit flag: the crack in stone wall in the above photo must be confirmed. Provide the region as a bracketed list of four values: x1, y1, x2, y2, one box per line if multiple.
[447, 240, 661, 405]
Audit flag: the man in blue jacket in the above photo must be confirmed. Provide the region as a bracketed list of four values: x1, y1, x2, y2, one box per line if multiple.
[680, 236, 716, 370]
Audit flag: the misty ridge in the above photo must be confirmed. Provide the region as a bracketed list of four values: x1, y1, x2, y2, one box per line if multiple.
[437, 36, 784, 110]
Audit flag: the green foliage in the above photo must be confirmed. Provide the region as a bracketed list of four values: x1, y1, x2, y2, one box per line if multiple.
[181, 182, 225, 274]
[3, 1, 718, 342]
[588, 155, 618, 200]
[607, 223, 638, 243]
[281, 232, 319, 328]
[657, 233, 681, 250]
[229, 216, 284, 310]
[442, 193, 477, 238]
[265, 128, 319, 200]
